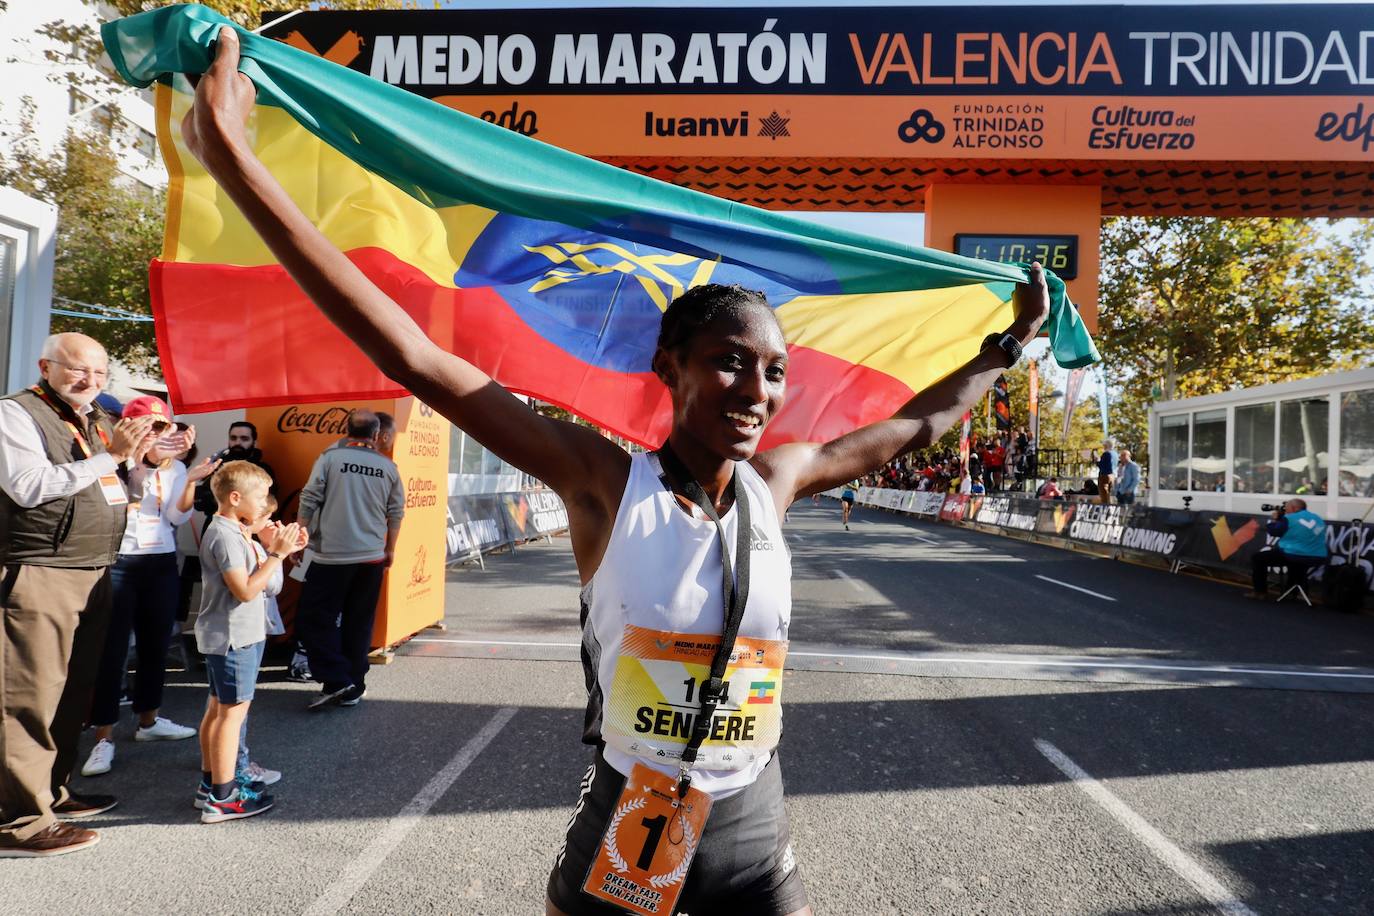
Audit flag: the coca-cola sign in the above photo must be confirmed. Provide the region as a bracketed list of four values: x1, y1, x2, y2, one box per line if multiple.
[277, 405, 351, 436]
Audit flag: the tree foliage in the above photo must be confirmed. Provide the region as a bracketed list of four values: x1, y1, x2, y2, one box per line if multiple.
[0, 119, 164, 371]
[6, 0, 404, 372]
[38, 0, 404, 93]
[1098, 216, 1374, 451]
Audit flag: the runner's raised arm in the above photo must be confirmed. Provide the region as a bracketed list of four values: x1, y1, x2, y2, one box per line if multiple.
[752, 266, 1049, 512]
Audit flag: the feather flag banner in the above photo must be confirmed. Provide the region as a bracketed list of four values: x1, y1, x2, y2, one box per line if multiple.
[102, 4, 1098, 448]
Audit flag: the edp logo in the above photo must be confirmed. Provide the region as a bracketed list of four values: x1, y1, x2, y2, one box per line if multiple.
[1315, 103, 1374, 152]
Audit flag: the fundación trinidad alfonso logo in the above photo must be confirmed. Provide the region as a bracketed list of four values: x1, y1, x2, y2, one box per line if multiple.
[1050, 504, 1076, 534]
[898, 109, 946, 144]
[1210, 516, 1260, 561]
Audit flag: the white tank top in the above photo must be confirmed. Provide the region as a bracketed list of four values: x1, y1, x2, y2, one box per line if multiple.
[580, 451, 792, 798]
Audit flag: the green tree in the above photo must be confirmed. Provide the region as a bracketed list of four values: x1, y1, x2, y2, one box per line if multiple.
[0, 120, 164, 371]
[5, 0, 405, 371]
[1098, 216, 1374, 453]
[37, 0, 405, 93]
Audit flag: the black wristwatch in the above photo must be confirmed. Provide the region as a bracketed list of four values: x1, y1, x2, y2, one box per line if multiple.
[981, 332, 1023, 367]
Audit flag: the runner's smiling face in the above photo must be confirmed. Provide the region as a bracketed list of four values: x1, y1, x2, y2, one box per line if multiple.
[658, 302, 788, 462]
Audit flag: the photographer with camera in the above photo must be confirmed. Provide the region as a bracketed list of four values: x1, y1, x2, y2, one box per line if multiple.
[1245, 498, 1328, 600]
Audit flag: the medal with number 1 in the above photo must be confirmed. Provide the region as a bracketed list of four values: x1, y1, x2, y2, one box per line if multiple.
[582, 763, 712, 915]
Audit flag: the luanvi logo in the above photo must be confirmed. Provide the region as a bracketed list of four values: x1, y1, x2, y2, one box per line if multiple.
[757, 111, 790, 140]
[1315, 103, 1374, 153]
[645, 111, 749, 137]
[280, 30, 365, 67]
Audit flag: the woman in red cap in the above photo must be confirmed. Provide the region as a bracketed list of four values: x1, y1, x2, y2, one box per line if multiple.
[81, 397, 219, 777]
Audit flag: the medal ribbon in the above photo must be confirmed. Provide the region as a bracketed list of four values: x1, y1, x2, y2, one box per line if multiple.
[30, 384, 111, 458]
[653, 443, 752, 799]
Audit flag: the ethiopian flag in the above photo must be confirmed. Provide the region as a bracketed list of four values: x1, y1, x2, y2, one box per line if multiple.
[102, 5, 1097, 448]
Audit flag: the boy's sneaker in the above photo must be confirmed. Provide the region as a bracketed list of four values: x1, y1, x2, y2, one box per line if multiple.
[285, 650, 312, 682]
[200, 785, 274, 823]
[81, 739, 115, 777]
[308, 685, 353, 711]
[135, 717, 197, 741]
[238, 761, 281, 786]
[195, 776, 269, 810]
[338, 685, 367, 707]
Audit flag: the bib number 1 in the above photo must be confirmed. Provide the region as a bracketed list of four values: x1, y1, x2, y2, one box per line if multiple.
[582, 763, 712, 915]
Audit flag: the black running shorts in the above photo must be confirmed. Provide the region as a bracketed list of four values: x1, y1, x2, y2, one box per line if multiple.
[547, 750, 808, 916]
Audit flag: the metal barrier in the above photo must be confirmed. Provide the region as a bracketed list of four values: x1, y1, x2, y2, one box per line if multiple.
[445, 489, 570, 564]
[841, 488, 1373, 596]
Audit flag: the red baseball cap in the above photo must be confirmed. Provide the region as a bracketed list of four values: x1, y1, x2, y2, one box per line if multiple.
[122, 395, 173, 421]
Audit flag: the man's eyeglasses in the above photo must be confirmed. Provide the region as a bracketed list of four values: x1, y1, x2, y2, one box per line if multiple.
[151, 420, 191, 434]
[44, 359, 109, 382]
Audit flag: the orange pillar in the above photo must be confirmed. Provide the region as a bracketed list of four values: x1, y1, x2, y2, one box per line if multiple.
[245, 396, 450, 650]
[923, 184, 1101, 334]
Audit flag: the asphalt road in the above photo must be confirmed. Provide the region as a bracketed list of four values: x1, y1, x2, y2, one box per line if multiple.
[6, 499, 1374, 915]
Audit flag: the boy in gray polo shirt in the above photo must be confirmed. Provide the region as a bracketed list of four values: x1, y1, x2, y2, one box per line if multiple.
[195, 461, 305, 823]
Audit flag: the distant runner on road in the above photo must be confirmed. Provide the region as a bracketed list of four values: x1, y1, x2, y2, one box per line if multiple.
[840, 481, 858, 531]
[180, 28, 1050, 915]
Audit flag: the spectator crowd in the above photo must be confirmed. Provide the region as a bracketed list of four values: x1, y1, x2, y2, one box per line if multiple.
[857, 428, 1144, 506]
[0, 333, 406, 855]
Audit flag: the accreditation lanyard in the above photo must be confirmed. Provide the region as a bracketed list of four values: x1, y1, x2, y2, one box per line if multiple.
[654, 443, 751, 799]
[29, 384, 110, 457]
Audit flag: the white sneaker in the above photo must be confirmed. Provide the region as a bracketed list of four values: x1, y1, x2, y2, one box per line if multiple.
[134, 717, 197, 741]
[238, 761, 282, 786]
[81, 739, 114, 776]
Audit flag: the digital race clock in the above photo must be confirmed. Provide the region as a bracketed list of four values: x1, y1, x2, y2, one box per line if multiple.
[953, 234, 1079, 280]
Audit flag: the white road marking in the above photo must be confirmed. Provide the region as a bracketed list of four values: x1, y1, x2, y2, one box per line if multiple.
[833, 569, 867, 593]
[408, 638, 581, 648]
[406, 640, 1374, 683]
[785, 649, 1374, 681]
[1034, 739, 1259, 916]
[304, 706, 518, 916]
[910, 534, 940, 545]
[1034, 574, 1117, 602]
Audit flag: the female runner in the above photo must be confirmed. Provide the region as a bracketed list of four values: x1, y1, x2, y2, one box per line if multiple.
[182, 29, 1049, 915]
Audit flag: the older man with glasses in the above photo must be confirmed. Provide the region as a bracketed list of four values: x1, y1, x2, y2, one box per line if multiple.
[0, 333, 158, 857]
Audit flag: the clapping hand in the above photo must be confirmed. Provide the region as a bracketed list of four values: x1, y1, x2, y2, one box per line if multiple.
[110, 415, 157, 463]
[268, 522, 307, 557]
[185, 455, 222, 483]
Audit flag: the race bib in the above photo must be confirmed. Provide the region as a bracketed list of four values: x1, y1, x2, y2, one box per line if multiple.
[134, 511, 170, 550]
[99, 473, 128, 506]
[602, 625, 787, 770]
[582, 763, 712, 916]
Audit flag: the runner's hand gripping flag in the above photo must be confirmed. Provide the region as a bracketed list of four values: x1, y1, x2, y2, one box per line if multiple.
[103, 4, 1098, 447]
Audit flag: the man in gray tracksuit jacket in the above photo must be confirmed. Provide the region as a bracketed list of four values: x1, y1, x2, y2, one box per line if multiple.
[295, 409, 404, 708]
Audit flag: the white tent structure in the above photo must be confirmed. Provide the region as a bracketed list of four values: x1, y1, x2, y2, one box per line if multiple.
[1149, 367, 1374, 518]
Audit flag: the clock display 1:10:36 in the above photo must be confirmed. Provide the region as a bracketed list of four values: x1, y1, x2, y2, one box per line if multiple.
[952, 234, 1079, 280]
